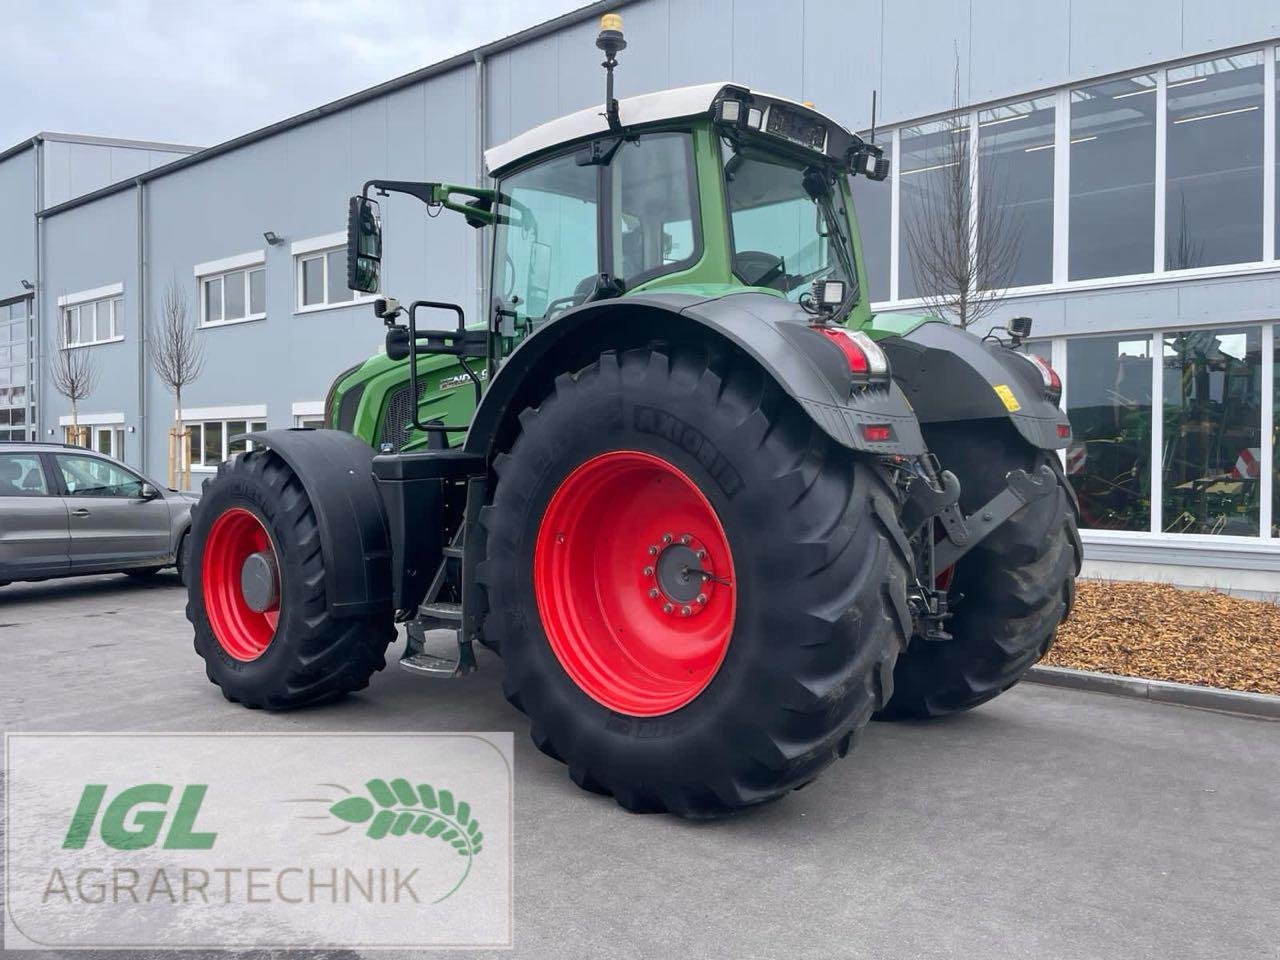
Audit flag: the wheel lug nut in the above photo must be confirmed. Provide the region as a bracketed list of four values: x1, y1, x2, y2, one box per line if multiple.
[680, 534, 692, 544]
[649, 588, 660, 599]
[662, 603, 673, 614]
[696, 550, 707, 560]
[643, 566, 655, 577]
[696, 593, 707, 604]
[662, 533, 673, 544]
[680, 605, 692, 617]
[648, 545, 659, 556]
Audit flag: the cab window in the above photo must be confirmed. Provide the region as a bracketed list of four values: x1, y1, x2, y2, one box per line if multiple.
[55, 455, 146, 498]
[493, 152, 599, 347]
[611, 133, 699, 285]
[721, 141, 857, 299]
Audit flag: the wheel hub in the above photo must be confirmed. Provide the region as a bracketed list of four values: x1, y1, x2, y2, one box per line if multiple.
[645, 534, 716, 616]
[240, 550, 280, 613]
[533, 450, 737, 716]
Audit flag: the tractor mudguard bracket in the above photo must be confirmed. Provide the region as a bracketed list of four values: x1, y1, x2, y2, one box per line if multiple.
[933, 464, 1057, 571]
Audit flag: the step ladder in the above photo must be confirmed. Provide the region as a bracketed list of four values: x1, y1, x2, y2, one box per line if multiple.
[399, 537, 477, 678]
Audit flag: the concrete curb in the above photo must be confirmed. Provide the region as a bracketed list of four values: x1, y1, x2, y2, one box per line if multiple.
[1024, 665, 1280, 719]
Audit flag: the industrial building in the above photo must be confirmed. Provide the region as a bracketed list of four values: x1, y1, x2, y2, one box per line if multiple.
[1, 0, 1278, 593]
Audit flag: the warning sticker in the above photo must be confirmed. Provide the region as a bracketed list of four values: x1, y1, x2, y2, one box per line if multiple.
[993, 384, 1021, 412]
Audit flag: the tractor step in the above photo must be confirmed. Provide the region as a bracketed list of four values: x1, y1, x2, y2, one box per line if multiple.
[442, 545, 464, 559]
[400, 621, 477, 678]
[419, 600, 463, 625]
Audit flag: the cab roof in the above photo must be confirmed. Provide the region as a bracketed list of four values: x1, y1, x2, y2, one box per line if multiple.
[483, 81, 855, 177]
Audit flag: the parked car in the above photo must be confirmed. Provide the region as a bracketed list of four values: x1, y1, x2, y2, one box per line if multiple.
[0, 442, 196, 587]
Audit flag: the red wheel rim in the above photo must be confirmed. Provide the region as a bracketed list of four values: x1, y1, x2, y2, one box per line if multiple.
[533, 450, 736, 716]
[202, 507, 280, 661]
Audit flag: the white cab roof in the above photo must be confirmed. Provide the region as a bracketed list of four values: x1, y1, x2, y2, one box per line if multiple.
[484, 81, 850, 175]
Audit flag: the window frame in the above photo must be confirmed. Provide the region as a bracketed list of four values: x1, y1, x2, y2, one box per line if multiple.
[186, 416, 268, 469]
[292, 232, 374, 314]
[1035, 319, 1276, 545]
[867, 41, 1280, 311]
[195, 251, 267, 328]
[58, 289, 125, 349]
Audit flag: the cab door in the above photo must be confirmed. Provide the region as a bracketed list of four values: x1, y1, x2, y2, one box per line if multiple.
[52, 452, 171, 569]
[0, 451, 69, 579]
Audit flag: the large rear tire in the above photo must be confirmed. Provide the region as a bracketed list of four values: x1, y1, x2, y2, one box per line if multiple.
[877, 421, 1081, 720]
[185, 449, 395, 710]
[478, 345, 912, 817]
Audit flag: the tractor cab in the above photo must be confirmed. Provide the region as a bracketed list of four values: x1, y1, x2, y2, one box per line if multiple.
[343, 76, 889, 417]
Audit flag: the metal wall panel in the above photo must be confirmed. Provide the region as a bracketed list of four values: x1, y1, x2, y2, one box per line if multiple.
[0, 150, 35, 302]
[38, 189, 139, 452]
[41, 140, 191, 209]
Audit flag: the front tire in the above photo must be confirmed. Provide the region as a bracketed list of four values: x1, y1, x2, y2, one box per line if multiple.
[479, 345, 911, 817]
[877, 421, 1081, 720]
[185, 449, 395, 710]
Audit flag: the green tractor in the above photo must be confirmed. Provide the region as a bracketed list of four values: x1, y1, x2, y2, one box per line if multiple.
[187, 15, 1080, 817]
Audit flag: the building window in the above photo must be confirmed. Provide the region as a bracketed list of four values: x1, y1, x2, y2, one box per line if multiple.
[1161, 327, 1263, 535]
[199, 260, 266, 326]
[1066, 335, 1154, 531]
[62, 296, 123, 347]
[1272, 328, 1279, 537]
[1069, 74, 1157, 280]
[1165, 53, 1265, 270]
[898, 119, 966, 300]
[296, 243, 361, 311]
[978, 96, 1055, 288]
[187, 418, 267, 468]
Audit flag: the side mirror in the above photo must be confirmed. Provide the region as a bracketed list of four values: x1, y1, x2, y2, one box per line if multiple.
[346, 196, 382, 294]
[139, 482, 160, 500]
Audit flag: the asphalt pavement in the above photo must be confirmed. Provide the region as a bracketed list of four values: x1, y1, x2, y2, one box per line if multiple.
[1, 574, 1277, 960]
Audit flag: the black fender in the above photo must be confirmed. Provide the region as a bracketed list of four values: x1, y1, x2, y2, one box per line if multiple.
[237, 428, 392, 617]
[881, 320, 1071, 450]
[465, 292, 926, 459]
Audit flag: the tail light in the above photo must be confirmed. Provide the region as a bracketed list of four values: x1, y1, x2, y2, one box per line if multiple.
[1021, 352, 1062, 403]
[817, 327, 890, 383]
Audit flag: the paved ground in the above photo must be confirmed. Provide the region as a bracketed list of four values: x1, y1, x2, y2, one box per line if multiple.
[2, 574, 1278, 960]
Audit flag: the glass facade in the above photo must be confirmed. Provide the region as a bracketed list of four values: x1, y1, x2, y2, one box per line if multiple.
[978, 97, 1055, 287]
[1161, 327, 1263, 535]
[1069, 75, 1157, 280]
[1165, 54, 1265, 270]
[867, 44, 1280, 305]
[1066, 335, 1153, 531]
[898, 119, 966, 300]
[0, 299, 32, 441]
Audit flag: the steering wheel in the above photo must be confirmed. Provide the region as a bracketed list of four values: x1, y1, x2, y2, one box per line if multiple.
[734, 251, 787, 290]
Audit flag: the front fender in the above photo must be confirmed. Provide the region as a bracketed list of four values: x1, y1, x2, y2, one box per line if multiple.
[465, 292, 926, 459]
[237, 428, 392, 617]
[882, 320, 1071, 450]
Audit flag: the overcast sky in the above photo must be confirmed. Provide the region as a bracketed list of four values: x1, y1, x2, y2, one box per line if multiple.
[2, 0, 587, 150]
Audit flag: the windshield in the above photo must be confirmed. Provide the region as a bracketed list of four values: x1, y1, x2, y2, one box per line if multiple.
[720, 140, 858, 302]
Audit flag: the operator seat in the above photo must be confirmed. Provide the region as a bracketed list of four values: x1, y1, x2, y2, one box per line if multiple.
[0, 460, 24, 496]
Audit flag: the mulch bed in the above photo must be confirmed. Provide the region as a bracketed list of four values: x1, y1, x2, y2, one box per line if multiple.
[1042, 580, 1280, 696]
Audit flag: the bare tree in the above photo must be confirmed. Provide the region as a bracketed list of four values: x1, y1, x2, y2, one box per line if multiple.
[149, 275, 205, 486]
[48, 342, 100, 445]
[901, 56, 1023, 329]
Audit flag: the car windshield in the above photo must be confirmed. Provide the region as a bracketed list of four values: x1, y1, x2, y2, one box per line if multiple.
[720, 141, 858, 302]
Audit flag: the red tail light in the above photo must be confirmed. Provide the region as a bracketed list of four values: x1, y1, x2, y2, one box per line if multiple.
[817, 327, 890, 380]
[1021, 353, 1062, 401]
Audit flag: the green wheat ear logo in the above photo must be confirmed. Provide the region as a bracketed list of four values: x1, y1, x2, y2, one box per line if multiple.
[323, 778, 483, 902]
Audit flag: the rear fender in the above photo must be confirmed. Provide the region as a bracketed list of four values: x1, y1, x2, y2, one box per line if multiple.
[236, 429, 392, 617]
[464, 293, 926, 459]
[882, 321, 1071, 450]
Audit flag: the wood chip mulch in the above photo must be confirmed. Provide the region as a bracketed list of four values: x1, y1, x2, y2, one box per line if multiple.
[1042, 580, 1280, 696]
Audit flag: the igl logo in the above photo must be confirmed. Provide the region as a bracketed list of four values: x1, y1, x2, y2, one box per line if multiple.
[62, 784, 218, 850]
